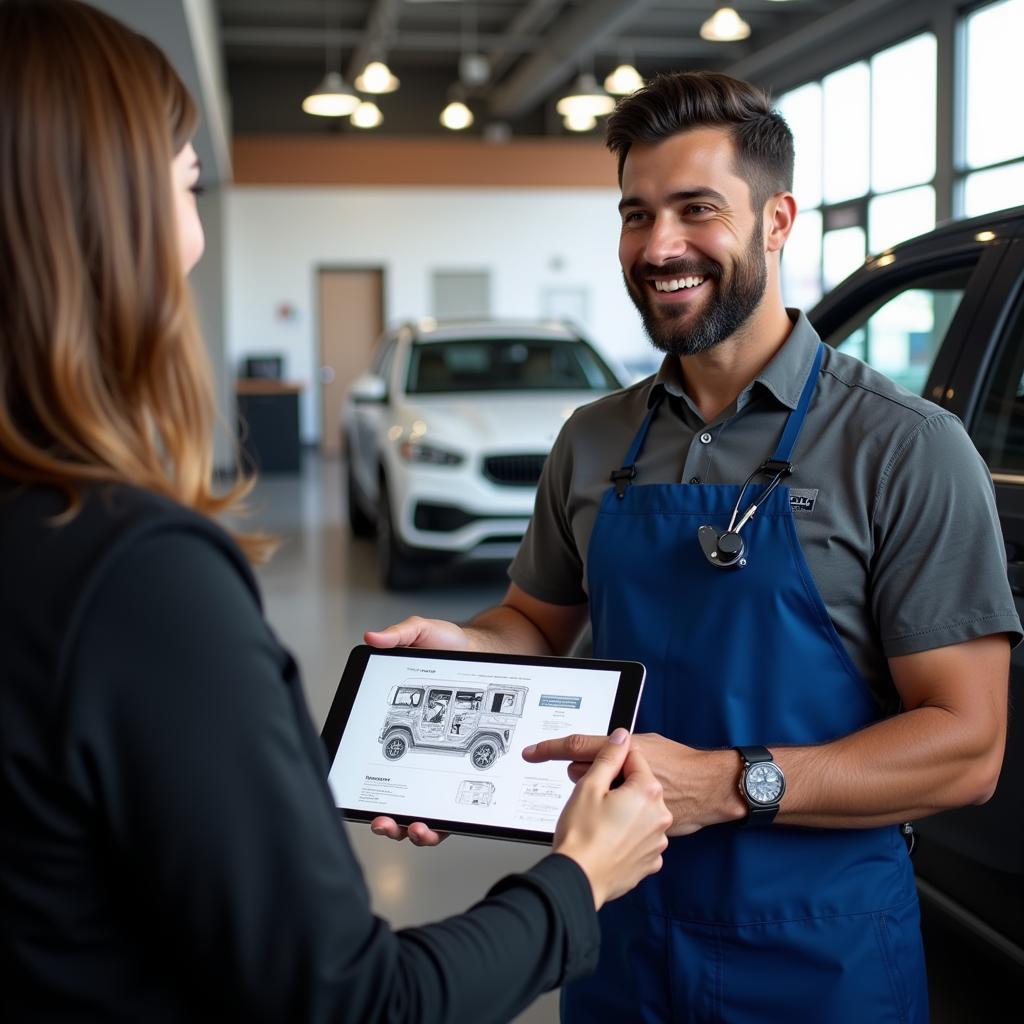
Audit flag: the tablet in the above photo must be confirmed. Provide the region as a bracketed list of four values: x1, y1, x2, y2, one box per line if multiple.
[322, 645, 646, 844]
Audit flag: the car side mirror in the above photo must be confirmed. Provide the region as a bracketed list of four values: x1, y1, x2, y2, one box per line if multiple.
[350, 373, 387, 403]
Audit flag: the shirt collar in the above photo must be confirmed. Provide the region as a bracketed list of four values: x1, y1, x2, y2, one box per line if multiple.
[647, 309, 822, 412]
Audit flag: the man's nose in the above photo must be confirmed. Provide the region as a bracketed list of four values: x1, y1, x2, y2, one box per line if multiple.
[644, 214, 688, 267]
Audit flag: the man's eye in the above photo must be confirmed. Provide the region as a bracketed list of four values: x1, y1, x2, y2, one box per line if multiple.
[687, 205, 713, 215]
[623, 211, 647, 224]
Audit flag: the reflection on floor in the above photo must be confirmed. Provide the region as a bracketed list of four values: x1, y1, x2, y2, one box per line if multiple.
[249, 454, 1019, 1024]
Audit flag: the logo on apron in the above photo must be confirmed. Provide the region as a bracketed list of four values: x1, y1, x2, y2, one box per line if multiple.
[789, 488, 818, 513]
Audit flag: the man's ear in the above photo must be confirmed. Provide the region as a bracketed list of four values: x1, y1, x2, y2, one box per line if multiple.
[765, 192, 797, 253]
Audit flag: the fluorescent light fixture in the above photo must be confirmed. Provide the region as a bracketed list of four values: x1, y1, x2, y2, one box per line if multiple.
[556, 73, 616, 119]
[440, 100, 474, 130]
[355, 60, 400, 94]
[604, 63, 644, 95]
[351, 100, 383, 129]
[302, 71, 360, 117]
[699, 7, 751, 42]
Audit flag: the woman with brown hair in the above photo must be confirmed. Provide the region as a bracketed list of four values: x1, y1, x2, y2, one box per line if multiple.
[0, 2, 671, 1021]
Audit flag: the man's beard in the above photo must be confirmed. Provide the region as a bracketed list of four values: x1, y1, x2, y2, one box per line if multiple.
[624, 222, 768, 358]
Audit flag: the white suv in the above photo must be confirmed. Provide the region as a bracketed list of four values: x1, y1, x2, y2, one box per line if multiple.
[343, 319, 626, 588]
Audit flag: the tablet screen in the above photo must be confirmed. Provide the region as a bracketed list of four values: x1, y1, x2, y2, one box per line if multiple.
[322, 645, 645, 844]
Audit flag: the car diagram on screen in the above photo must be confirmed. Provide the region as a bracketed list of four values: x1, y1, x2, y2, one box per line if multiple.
[378, 682, 528, 770]
[456, 780, 496, 806]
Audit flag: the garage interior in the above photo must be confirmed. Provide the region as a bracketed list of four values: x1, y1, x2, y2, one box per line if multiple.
[85, 2, 1024, 1021]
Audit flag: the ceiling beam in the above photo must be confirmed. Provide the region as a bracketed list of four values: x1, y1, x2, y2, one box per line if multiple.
[488, 0, 660, 119]
[486, 0, 561, 85]
[728, 0, 936, 87]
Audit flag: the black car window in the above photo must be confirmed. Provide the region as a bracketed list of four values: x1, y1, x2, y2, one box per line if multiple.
[405, 339, 620, 394]
[824, 268, 971, 395]
[969, 288, 1024, 474]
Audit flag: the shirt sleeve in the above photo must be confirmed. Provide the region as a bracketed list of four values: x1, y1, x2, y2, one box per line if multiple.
[63, 527, 599, 1022]
[509, 416, 589, 605]
[871, 412, 1022, 656]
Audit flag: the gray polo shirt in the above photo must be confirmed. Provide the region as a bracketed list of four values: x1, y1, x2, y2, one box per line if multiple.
[510, 311, 1022, 713]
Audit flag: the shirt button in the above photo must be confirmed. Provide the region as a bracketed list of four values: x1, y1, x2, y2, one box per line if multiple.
[689, 476, 701, 484]
[699, 432, 713, 444]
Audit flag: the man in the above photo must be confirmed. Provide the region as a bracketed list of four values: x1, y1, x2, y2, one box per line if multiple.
[368, 71, 1019, 1023]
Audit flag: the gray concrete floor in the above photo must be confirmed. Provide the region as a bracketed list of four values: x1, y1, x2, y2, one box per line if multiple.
[248, 453, 1019, 1023]
[248, 454, 558, 1024]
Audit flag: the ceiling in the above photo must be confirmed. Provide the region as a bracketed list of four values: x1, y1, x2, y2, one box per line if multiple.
[218, 0, 861, 137]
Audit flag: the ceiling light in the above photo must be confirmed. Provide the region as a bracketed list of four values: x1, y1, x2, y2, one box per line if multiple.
[604, 63, 644, 96]
[459, 52, 490, 87]
[302, 71, 360, 117]
[351, 100, 383, 129]
[355, 60, 400, 94]
[564, 110, 597, 132]
[556, 73, 616, 120]
[699, 7, 751, 42]
[440, 100, 474, 130]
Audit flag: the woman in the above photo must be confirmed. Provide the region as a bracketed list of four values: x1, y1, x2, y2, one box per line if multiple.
[0, 2, 671, 1021]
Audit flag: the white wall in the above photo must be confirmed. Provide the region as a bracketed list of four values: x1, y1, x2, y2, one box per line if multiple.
[226, 186, 652, 443]
[190, 187, 233, 473]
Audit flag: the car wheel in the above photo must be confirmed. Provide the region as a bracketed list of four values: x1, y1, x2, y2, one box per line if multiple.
[382, 730, 409, 761]
[344, 442, 375, 538]
[377, 476, 419, 590]
[469, 738, 500, 771]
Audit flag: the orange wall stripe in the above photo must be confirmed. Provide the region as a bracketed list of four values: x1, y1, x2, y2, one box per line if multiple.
[232, 135, 619, 188]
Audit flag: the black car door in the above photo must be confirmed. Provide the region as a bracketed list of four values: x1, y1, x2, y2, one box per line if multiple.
[810, 220, 1024, 963]
[928, 234, 1024, 959]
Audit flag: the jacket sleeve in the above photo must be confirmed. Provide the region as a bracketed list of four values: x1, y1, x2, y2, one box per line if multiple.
[63, 527, 599, 1023]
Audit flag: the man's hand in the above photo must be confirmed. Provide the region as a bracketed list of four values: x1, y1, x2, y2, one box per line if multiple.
[364, 616, 470, 652]
[523, 732, 746, 836]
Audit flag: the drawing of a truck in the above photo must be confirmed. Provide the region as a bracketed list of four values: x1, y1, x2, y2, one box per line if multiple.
[378, 682, 528, 770]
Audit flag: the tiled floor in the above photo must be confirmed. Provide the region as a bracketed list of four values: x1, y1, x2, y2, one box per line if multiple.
[248, 454, 1020, 1023]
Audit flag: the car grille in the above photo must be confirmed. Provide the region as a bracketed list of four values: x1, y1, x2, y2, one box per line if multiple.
[483, 454, 547, 487]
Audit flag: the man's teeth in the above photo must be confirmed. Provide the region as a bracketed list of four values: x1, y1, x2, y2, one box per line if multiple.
[654, 276, 705, 292]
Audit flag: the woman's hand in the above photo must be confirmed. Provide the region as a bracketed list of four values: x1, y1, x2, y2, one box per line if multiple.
[551, 729, 672, 909]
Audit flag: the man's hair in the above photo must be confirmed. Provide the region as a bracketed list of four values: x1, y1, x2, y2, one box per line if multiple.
[0, 0, 269, 559]
[606, 70, 794, 211]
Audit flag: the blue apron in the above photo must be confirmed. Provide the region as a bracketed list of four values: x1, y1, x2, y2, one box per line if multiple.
[563, 345, 928, 1023]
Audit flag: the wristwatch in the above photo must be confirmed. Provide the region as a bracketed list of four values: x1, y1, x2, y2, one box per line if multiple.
[735, 745, 785, 827]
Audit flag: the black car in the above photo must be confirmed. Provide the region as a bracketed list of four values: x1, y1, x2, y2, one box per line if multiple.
[809, 204, 1024, 985]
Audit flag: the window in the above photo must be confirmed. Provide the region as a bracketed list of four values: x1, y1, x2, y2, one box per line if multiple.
[959, 0, 1024, 216]
[822, 63, 870, 205]
[870, 34, 937, 194]
[868, 186, 936, 254]
[824, 268, 971, 395]
[970, 292, 1024, 473]
[391, 687, 423, 707]
[780, 33, 938, 308]
[406, 338, 620, 394]
[822, 226, 866, 292]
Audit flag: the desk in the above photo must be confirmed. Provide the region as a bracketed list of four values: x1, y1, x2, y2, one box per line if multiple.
[236, 379, 303, 473]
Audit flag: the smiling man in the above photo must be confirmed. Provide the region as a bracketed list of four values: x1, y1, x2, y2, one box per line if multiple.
[367, 71, 1019, 1023]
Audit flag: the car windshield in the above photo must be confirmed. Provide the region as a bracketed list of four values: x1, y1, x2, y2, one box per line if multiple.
[406, 338, 619, 394]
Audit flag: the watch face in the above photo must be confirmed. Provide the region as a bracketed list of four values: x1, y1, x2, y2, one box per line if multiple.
[746, 762, 784, 805]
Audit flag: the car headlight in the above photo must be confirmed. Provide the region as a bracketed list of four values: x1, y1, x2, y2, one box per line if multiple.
[398, 441, 464, 466]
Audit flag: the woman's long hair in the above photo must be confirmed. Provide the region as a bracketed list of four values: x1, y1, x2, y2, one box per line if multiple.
[0, 0, 268, 559]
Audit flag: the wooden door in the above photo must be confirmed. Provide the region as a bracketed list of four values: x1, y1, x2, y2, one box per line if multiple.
[318, 268, 384, 456]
